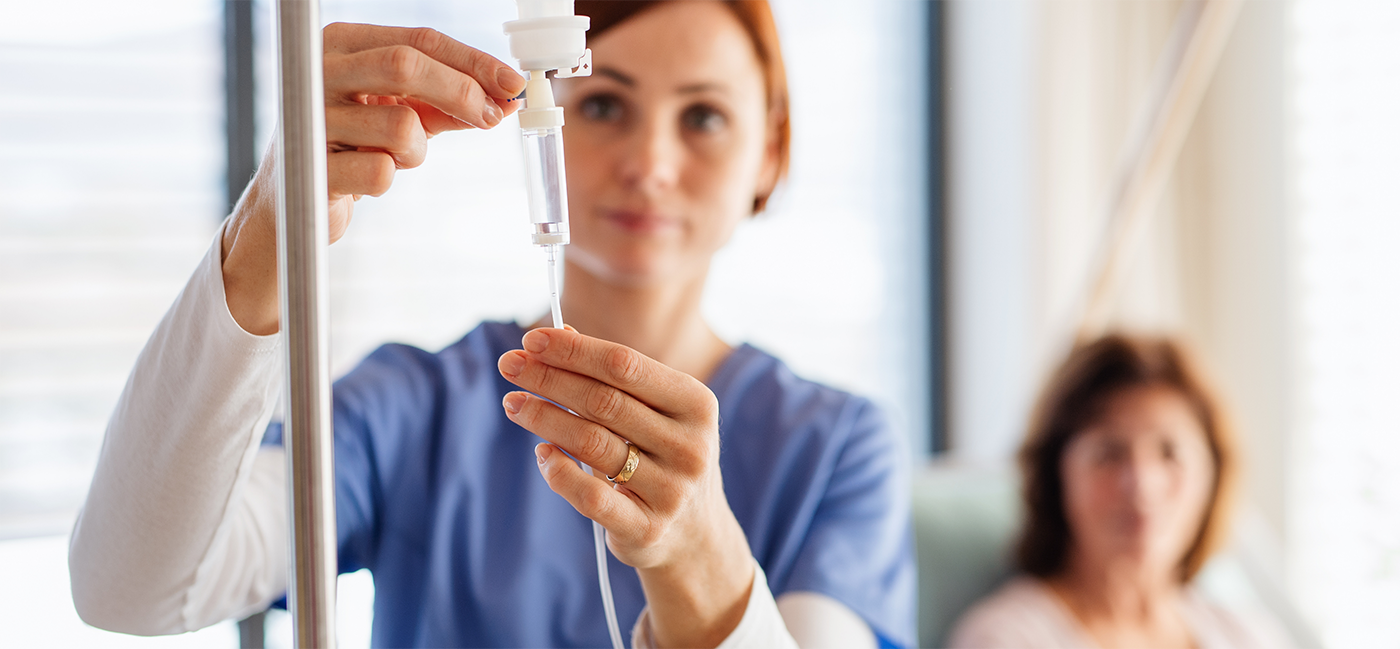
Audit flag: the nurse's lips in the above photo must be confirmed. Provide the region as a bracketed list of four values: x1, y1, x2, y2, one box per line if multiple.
[604, 209, 680, 234]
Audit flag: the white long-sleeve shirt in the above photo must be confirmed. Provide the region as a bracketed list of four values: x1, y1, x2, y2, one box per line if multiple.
[68, 223, 875, 648]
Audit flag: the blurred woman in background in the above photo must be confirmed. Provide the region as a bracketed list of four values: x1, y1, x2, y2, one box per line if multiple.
[950, 335, 1290, 649]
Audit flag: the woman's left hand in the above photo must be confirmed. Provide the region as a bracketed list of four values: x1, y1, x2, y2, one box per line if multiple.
[498, 327, 755, 647]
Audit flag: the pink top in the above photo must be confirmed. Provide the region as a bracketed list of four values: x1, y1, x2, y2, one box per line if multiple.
[948, 577, 1293, 649]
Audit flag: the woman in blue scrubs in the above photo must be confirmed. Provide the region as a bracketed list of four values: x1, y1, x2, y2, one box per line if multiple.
[71, 2, 915, 647]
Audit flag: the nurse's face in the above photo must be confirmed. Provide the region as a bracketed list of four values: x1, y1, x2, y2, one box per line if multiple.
[1059, 385, 1216, 580]
[554, 2, 779, 287]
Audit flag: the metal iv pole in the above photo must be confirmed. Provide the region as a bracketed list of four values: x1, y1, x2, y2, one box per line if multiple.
[274, 0, 337, 646]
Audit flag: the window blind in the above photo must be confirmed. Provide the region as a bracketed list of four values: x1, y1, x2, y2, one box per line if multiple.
[0, 1, 224, 539]
[0, 1, 240, 645]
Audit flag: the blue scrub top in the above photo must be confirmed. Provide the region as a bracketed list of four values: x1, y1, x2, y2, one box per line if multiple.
[266, 321, 915, 648]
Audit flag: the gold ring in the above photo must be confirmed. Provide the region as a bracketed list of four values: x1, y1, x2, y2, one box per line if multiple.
[608, 443, 640, 485]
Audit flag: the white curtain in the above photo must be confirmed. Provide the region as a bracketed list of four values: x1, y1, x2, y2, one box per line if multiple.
[1035, 0, 1191, 346]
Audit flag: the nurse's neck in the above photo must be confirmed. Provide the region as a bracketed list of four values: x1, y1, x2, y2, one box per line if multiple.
[539, 260, 732, 384]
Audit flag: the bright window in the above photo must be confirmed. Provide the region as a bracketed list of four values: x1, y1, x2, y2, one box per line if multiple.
[0, 0, 224, 540]
[0, 0, 234, 645]
[1292, 1, 1400, 646]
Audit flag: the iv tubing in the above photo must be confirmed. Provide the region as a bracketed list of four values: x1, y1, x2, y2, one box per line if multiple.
[546, 244, 563, 330]
[544, 244, 623, 649]
[585, 467, 626, 649]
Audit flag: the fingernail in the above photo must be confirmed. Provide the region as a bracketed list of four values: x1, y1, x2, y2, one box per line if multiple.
[500, 352, 525, 377]
[503, 392, 525, 414]
[483, 101, 502, 127]
[536, 443, 554, 465]
[522, 330, 549, 354]
[498, 67, 525, 94]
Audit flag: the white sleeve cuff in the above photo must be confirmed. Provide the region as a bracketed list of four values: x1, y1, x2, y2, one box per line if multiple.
[630, 558, 798, 649]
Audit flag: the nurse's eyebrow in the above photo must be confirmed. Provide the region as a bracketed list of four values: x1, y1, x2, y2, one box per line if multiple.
[677, 82, 728, 95]
[595, 67, 634, 86]
[593, 67, 728, 95]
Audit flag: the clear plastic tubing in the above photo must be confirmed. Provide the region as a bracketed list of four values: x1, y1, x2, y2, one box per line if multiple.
[545, 243, 563, 329]
[583, 466, 623, 649]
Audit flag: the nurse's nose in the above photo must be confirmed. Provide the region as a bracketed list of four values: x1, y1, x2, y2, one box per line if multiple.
[617, 112, 682, 197]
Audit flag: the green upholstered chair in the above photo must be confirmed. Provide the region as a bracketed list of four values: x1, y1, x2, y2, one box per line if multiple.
[911, 463, 1020, 648]
[909, 462, 1321, 648]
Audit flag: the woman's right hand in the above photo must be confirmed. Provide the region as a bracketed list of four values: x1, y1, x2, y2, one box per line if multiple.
[221, 23, 526, 335]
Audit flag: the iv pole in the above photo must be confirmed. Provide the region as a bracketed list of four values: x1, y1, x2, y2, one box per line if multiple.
[274, 0, 337, 646]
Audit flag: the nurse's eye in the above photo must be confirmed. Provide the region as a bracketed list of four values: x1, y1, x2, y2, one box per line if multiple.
[681, 103, 727, 133]
[579, 93, 624, 123]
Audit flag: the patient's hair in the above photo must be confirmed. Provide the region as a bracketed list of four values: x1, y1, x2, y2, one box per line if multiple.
[574, 0, 790, 213]
[1015, 334, 1239, 582]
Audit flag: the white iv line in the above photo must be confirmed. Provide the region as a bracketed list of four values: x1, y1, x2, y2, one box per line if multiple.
[507, 3, 624, 648]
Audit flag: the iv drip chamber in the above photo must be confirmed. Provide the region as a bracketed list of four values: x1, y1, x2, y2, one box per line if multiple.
[522, 124, 569, 246]
[506, 0, 590, 248]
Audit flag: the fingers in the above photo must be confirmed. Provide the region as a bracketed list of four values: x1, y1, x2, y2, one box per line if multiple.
[401, 26, 526, 99]
[326, 104, 427, 169]
[325, 45, 503, 129]
[534, 443, 651, 540]
[328, 151, 395, 199]
[311, 23, 526, 206]
[503, 391, 637, 480]
[399, 97, 475, 137]
[323, 23, 526, 99]
[498, 351, 662, 437]
[520, 328, 716, 421]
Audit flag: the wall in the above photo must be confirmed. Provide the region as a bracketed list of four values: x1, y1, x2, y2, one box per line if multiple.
[944, 0, 1040, 462]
